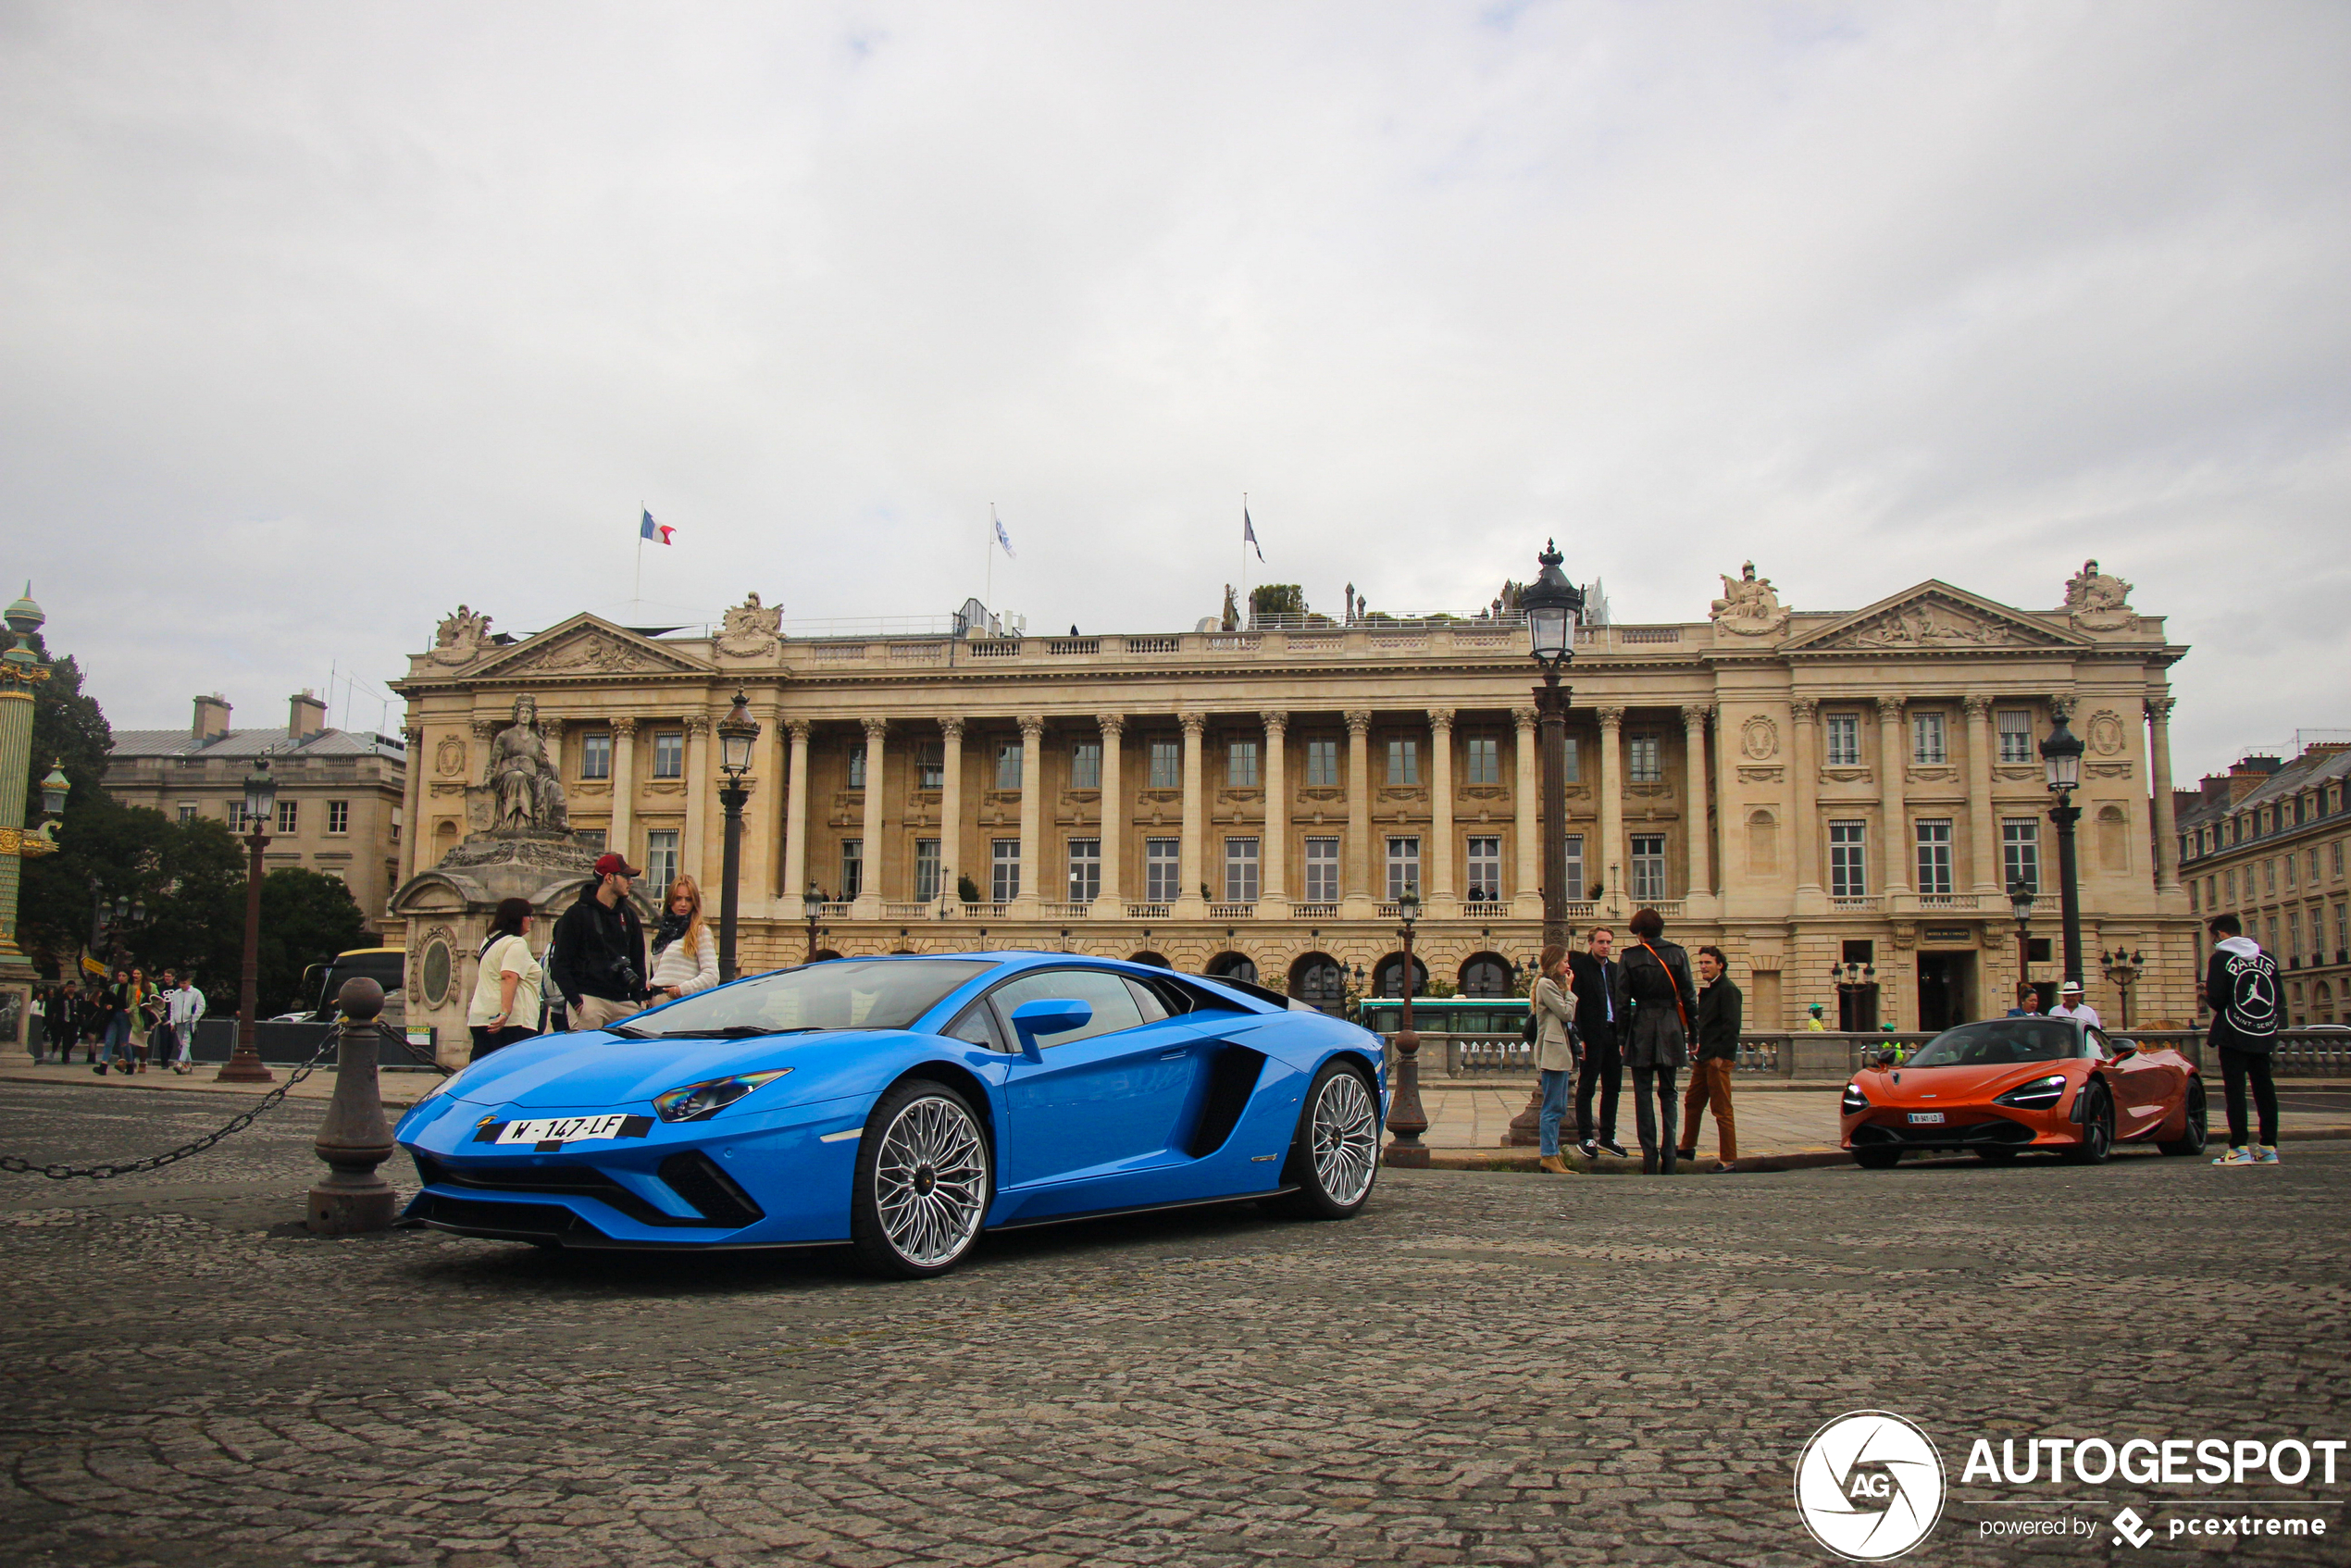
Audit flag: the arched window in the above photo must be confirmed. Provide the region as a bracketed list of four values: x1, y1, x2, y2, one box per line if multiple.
[1289, 952, 1346, 1014]
[1126, 950, 1170, 969]
[1206, 952, 1259, 984]
[1374, 952, 1430, 998]
[1459, 952, 1513, 997]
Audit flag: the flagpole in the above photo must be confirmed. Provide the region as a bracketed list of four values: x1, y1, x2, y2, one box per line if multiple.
[634, 502, 645, 618]
[1240, 492, 1249, 627]
[986, 504, 996, 616]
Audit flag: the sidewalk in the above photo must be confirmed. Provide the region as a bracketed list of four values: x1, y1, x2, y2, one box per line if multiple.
[2, 1061, 440, 1109]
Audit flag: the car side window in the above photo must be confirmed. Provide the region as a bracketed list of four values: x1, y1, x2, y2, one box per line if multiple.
[1124, 977, 1170, 1023]
[2084, 1027, 2111, 1061]
[988, 969, 1148, 1047]
[945, 1002, 1008, 1052]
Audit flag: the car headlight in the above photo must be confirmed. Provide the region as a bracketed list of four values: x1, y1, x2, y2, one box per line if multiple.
[1994, 1074, 2069, 1110]
[1841, 1082, 1870, 1113]
[653, 1068, 792, 1123]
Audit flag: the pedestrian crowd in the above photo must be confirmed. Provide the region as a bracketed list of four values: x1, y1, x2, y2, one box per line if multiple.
[31, 968, 206, 1074]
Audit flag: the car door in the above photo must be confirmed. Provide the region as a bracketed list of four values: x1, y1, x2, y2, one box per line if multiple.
[991, 967, 1213, 1190]
[2090, 1027, 2171, 1139]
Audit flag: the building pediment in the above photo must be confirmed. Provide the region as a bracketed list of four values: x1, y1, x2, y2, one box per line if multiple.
[466, 615, 713, 680]
[1782, 582, 2086, 654]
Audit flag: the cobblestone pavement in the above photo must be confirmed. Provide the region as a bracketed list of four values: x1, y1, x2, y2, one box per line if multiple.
[2, 1081, 2345, 1567]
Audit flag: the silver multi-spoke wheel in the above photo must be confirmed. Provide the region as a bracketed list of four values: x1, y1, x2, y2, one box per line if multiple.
[871, 1093, 989, 1269]
[1310, 1069, 1379, 1206]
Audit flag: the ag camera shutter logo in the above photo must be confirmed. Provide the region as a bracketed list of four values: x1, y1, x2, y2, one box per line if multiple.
[1795, 1411, 1947, 1561]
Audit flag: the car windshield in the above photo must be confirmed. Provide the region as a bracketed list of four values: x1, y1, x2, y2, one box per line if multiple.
[1903, 1019, 2078, 1067]
[618, 959, 992, 1038]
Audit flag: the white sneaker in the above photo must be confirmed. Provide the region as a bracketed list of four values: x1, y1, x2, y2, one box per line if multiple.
[2254, 1145, 2283, 1165]
[2210, 1147, 2256, 1166]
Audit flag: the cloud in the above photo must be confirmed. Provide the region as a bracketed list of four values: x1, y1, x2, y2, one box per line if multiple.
[2, 0, 2345, 778]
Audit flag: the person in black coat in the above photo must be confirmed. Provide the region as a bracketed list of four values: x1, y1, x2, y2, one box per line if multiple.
[1614, 906, 1698, 1175]
[1568, 928, 1626, 1160]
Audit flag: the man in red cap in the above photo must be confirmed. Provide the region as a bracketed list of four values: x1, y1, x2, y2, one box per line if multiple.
[547, 852, 650, 1032]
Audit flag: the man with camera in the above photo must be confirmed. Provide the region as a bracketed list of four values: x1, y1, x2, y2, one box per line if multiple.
[549, 852, 650, 1033]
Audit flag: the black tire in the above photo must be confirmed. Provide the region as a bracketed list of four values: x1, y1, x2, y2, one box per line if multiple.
[1852, 1147, 1903, 1170]
[849, 1078, 992, 1279]
[1975, 1148, 2020, 1165]
[2158, 1078, 2209, 1157]
[2061, 1082, 2114, 1165]
[1263, 1060, 1381, 1220]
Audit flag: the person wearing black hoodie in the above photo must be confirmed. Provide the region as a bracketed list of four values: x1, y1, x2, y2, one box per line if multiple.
[547, 853, 649, 1032]
[1615, 905, 1699, 1175]
[2202, 913, 2282, 1165]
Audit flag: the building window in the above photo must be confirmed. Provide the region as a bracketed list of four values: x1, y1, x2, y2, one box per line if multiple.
[2265, 858, 2278, 896]
[1069, 741, 1100, 790]
[1830, 821, 1868, 899]
[1144, 838, 1180, 902]
[388, 805, 399, 842]
[1386, 738, 1420, 786]
[327, 800, 350, 835]
[1303, 837, 1340, 903]
[1563, 833, 1586, 902]
[579, 733, 612, 779]
[1629, 834, 1667, 902]
[1147, 740, 1180, 789]
[1304, 738, 1339, 787]
[2288, 912, 2302, 967]
[1915, 819, 1954, 895]
[2189, 880, 2200, 913]
[2336, 902, 2347, 958]
[177, 803, 197, 823]
[2287, 853, 2299, 890]
[1464, 836, 1501, 902]
[1824, 713, 1860, 767]
[2309, 848, 2321, 883]
[2225, 868, 2237, 904]
[646, 829, 680, 894]
[1562, 735, 1580, 783]
[1065, 839, 1099, 903]
[847, 746, 867, 790]
[840, 839, 864, 900]
[989, 839, 1019, 902]
[2336, 841, 2345, 878]
[995, 741, 1021, 790]
[1386, 837, 1422, 902]
[1464, 736, 1500, 785]
[914, 839, 941, 902]
[1997, 709, 2034, 764]
[1912, 712, 1947, 765]
[277, 800, 298, 834]
[1627, 733, 1661, 783]
[1225, 740, 1259, 789]
[916, 742, 944, 791]
[2002, 818, 2040, 895]
[227, 801, 252, 834]
[2267, 915, 2280, 954]
[1224, 838, 1260, 902]
[653, 731, 684, 779]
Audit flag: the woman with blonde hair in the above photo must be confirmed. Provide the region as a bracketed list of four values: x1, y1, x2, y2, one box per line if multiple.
[649, 874, 721, 1001]
[1532, 944, 1581, 1175]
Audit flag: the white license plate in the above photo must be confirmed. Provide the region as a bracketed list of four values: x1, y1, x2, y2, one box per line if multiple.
[1907, 1112, 1946, 1125]
[497, 1114, 633, 1147]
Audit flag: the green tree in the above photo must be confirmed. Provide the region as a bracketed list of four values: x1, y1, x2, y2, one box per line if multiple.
[130, 815, 248, 998]
[255, 867, 369, 1014]
[1249, 584, 1307, 620]
[17, 641, 122, 971]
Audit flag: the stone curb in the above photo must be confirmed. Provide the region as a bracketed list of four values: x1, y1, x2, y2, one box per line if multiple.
[1406, 1126, 2351, 1174]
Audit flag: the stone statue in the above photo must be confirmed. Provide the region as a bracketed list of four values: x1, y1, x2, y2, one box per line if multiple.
[1710, 561, 1791, 637]
[716, 591, 784, 658]
[2062, 559, 2135, 630]
[1221, 584, 1241, 632]
[484, 695, 568, 833]
[429, 605, 492, 666]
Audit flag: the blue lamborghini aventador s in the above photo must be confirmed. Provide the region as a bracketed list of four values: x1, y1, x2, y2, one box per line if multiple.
[395, 952, 1387, 1276]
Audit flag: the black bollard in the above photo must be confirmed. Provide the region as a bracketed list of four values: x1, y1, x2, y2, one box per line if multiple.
[306, 977, 398, 1235]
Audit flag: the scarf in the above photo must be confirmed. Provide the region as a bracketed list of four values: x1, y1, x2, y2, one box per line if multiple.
[652, 910, 690, 956]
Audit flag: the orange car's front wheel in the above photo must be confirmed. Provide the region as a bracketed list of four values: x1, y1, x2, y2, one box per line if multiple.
[2061, 1082, 2114, 1165]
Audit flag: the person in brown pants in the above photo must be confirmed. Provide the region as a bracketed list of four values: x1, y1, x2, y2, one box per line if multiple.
[1677, 945, 1742, 1171]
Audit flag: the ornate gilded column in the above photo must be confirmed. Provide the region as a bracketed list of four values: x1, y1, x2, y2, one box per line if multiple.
[1790, 698, 1822, 912]
[938, 717, 964, 908]
[1014, 715, 1045, 916]
[398, 725, 426, 885]
[1964, 696, 1999, 895]
[1344, 709, 1375, 916]
[683, 715, 714, 891]
[1259, 711, 1287, 907]
[781, 719, 811, 900]
[607, 717, 638, 869]
[1877, 696, 1910, 902]
[1680, 704, 1713, 907]
[0, 591, 54, 1008]
[854, 717, 889, 916]
[1427, 708, 1456, 914]
[1511, 705, 1540, 918]
[1597, 706, 1625, 914]
[2147, 695, 2182, 895]
[1176, 712, 1207, 918]
[1093, 715, 1122, 908]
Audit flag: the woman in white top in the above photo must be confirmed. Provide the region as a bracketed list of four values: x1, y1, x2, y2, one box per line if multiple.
[467, 897, 544, 1060]
[649, 875, 721, 1002]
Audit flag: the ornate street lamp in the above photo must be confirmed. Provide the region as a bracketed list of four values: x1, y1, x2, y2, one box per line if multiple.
[1520, 541, 1586, 952]
[2009, 877, 2037, 1010]
[715, 691, 760, 982]
[2041, 709, 2087, 989]
[1384, 889, 1430, 1167]
[220, 757, 278, 1083]
[2102, 948, 2144, 1030]
[802, 883, 826, 964]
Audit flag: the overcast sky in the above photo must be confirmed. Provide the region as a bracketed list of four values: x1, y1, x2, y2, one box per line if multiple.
[4, 2, 2345, 778]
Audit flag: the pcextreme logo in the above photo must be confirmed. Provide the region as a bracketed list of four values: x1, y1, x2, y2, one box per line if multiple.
[1794, 1411, 1947, 1562]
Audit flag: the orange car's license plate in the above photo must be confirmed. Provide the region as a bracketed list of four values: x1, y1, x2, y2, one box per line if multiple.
[1907, 1112, 1946, 1125]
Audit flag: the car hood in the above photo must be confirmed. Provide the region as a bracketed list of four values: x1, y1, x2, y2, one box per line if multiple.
[1857, 1060, 2077, 1105]
[441, 1027, 915, 1111]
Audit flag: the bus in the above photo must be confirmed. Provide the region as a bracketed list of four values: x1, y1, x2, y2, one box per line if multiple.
[286, 947, 406, 1025]
[1356, 995, 1530, 1038]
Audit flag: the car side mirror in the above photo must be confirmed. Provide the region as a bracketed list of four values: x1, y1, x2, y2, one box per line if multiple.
[1009, 998, 1092, 1063]
[2110, 1039, 2137, 1060]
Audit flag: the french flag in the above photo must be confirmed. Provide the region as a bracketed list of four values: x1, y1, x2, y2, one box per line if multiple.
[640, 508, 674, 545]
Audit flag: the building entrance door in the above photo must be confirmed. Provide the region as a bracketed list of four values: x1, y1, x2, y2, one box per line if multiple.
[1917, 952, 1974, 1031]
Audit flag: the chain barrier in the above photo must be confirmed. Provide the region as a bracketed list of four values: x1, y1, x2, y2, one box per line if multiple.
[0, 1018, 450, 1180]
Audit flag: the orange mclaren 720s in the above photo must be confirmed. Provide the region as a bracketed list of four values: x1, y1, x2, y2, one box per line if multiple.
[1840, 1015, 2207, 1169]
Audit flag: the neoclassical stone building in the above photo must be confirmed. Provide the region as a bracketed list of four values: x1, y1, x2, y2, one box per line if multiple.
[385, 563, 2197, 1038]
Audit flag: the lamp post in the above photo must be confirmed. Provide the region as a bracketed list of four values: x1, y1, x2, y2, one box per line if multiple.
[2040, 709, 2087, 989]
[1829, 961, 1877, 1029]
[219, 757, 278, 1084]
[2102, 948, 2143, 1030]
[2009, 878, 2036, 1009]
[802, 884, 825, 964]
[1521, 541, 1586, 951]
[714, 691, 759, 982]
[1383, 890, 1429, 1166]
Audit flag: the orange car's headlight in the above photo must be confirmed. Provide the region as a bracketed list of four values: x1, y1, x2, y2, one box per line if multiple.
[1994, 1074, 2068, 1110]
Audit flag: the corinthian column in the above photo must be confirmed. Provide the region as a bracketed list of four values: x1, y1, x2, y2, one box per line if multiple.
[399, 726, 426, 884]
[1511, 706, 1539, 919]
[854, 717, 889, 916]
[2148, 696, 2182, 896]
[1176, 712, 1207, 918]
[1014, 715, 1045, 916]
[1259, 711, 1287, 908]
[1790, 699, 1822, 914]
[1094, 715, 1123, 908]
[1964, 696, 1999, 896]
[608, 718, 638, 871]
[1681, 704, 1713, 907]
[1597, 707, 1625, 915]
[683, 714, 713, 890]
[781, 719, 811, 901]
[1344, 709, 1375, 917]
[1877, 696, 1910, 903]
[1428, 708, 1456, 914]
[937, 717, 964, 908]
